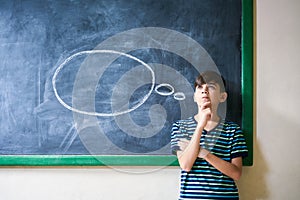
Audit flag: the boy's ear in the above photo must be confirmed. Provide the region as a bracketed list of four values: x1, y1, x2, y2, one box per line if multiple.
[220, 92, 228, 102]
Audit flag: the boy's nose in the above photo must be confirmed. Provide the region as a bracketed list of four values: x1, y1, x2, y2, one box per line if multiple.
[201, 85, 209, 94]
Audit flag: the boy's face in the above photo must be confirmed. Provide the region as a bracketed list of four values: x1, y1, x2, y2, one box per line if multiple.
[194, 81, 227, 110]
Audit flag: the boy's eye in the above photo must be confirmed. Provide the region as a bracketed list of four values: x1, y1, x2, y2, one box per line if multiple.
[207, 84, 216, 90]
[196, 85, 203, 90]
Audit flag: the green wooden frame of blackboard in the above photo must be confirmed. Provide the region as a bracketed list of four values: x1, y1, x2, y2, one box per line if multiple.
[0, 0, 253, 167]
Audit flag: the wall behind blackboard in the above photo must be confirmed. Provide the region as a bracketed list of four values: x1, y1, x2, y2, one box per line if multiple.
[0, 0, 243, 156]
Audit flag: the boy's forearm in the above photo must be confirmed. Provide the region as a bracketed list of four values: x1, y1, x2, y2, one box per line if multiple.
[177, 125, 204, 172]
[202, 153, 243, 181]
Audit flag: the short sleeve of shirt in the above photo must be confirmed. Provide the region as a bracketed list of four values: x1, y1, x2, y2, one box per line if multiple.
[170, 121, 181, 155]
[231, 124, 248, 159]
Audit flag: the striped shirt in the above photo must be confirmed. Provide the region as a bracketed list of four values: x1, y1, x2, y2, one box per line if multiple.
[171, 117, 248, 200]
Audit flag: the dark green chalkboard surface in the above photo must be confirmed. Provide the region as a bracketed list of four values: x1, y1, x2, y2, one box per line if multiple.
[0, 0, 253, 166]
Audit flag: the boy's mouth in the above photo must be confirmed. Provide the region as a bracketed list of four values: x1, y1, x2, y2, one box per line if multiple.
[202, 96, 210, 102]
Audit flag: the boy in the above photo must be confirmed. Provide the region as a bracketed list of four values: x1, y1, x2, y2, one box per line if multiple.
[171, 71, 248, 199]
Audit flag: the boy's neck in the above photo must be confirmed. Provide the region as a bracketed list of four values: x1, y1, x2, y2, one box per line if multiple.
[204, 119, 220, 131]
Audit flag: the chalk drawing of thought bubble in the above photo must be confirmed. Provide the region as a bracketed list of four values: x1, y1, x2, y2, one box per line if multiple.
[52, 49, 155, 117]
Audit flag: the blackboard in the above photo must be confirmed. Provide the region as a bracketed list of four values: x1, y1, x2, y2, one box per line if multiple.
[0, 0, 253, 166]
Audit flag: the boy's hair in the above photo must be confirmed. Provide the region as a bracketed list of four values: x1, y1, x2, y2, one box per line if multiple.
[194, 71, 226, 92]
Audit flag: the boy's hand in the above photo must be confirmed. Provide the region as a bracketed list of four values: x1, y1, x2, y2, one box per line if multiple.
[198, 101, 212, 127]
[199, 148, 209, 158]
[178, 138, 209, 158]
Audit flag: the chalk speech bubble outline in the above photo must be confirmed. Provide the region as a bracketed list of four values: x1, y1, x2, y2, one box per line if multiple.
[52, 49, 155, 117]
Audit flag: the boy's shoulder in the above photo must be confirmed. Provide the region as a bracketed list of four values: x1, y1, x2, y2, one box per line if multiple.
[220, 120, 243, 134]
[221, 120, 241, 127]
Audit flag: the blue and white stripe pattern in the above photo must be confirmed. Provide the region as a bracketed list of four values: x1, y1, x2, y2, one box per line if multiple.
[171, 117, 248, 199]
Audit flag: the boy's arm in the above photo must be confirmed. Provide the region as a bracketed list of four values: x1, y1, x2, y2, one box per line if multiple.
[200, 150, 243, 181]
[177, 101, 212, 172]
[176, 124, 204, 172]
